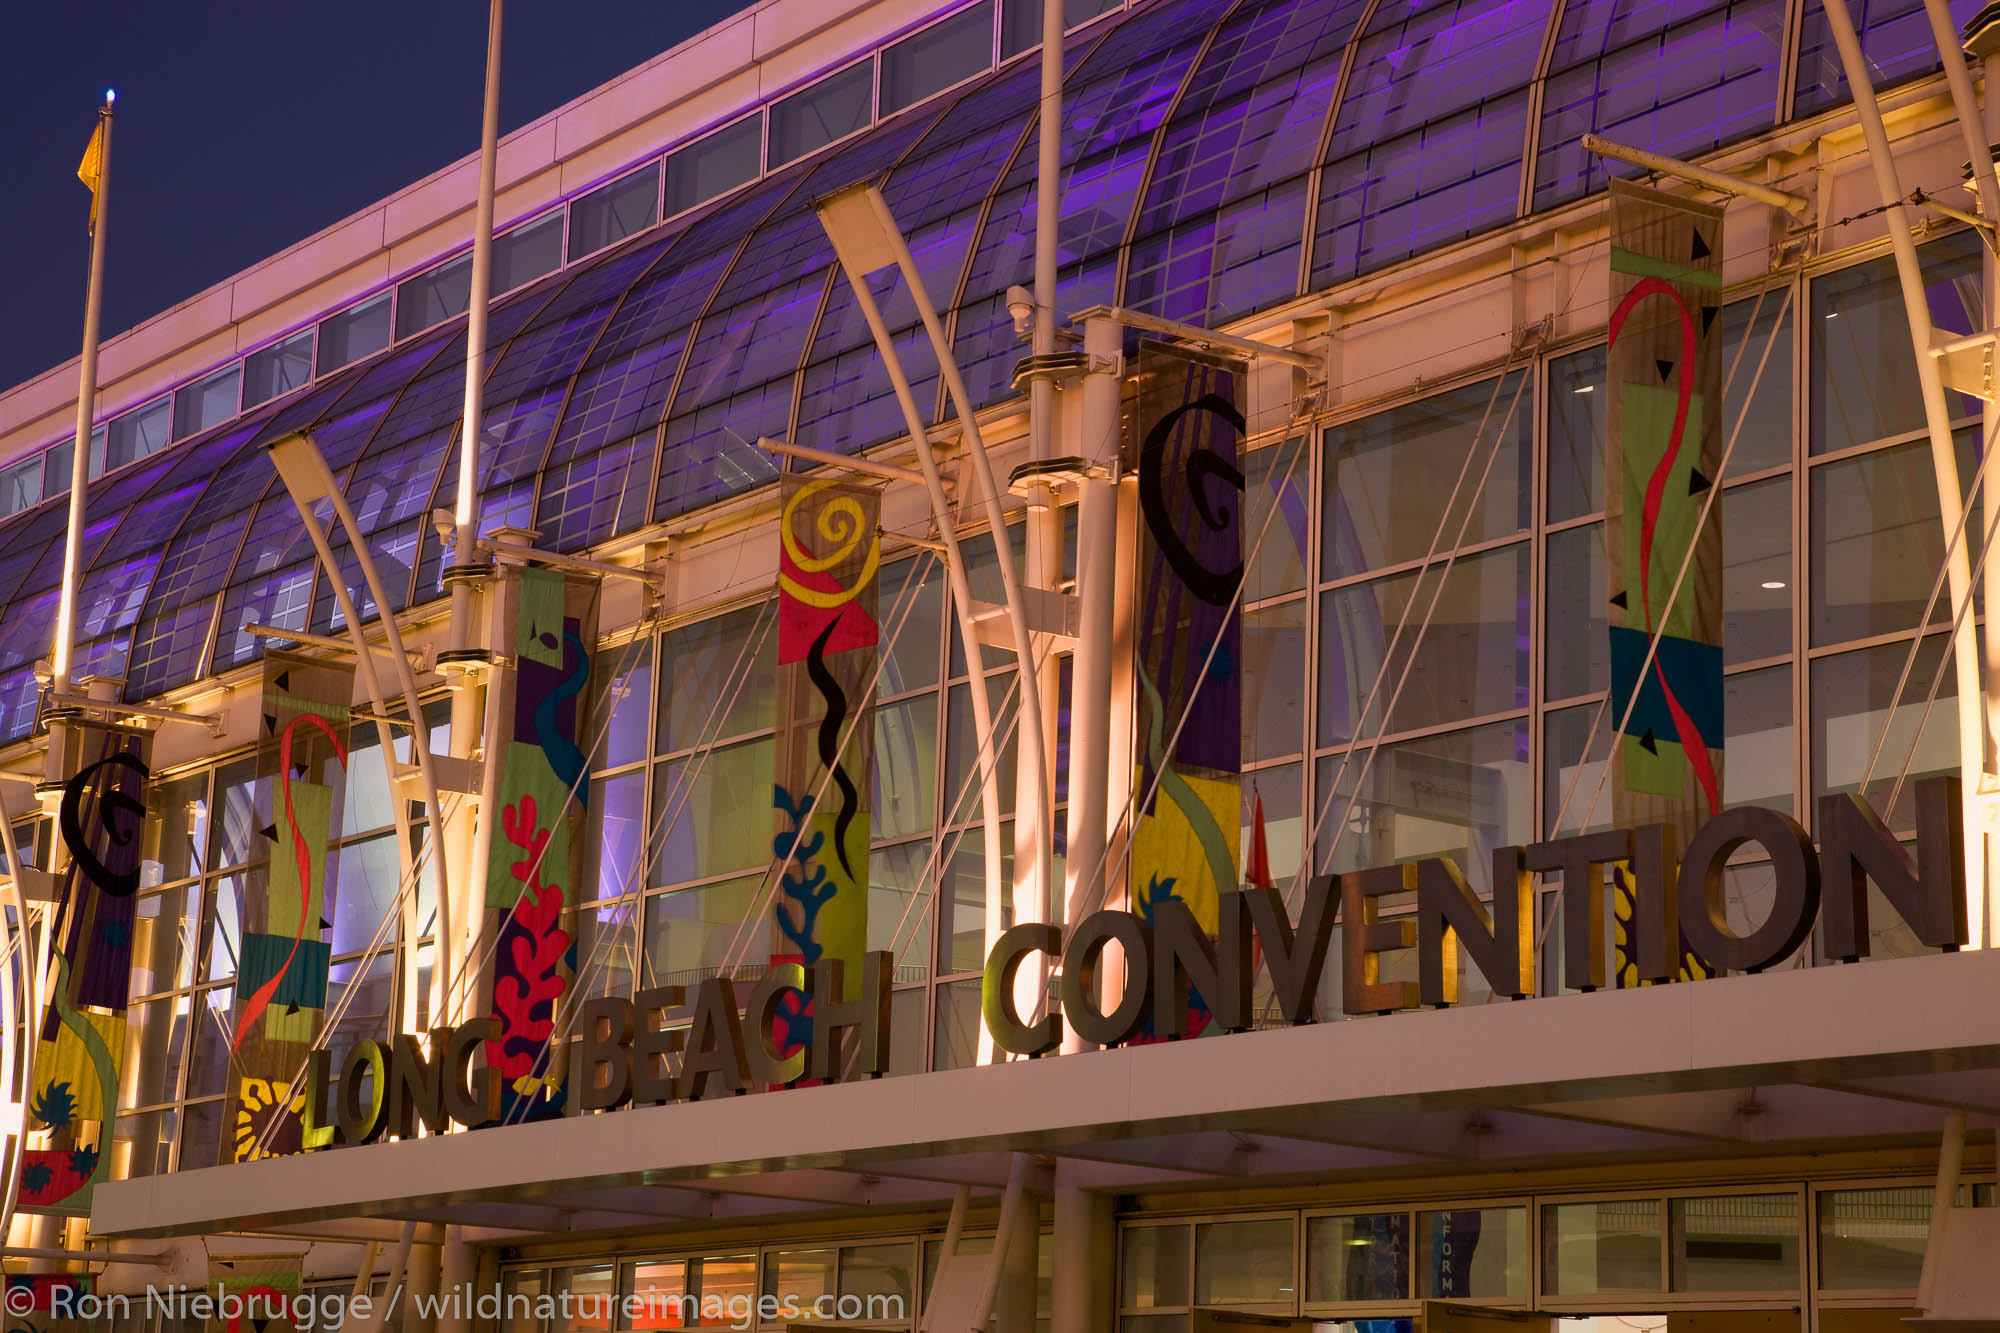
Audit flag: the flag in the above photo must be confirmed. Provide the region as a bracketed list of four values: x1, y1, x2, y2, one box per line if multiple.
[78, 118, 105, 235]
[1245, 786, 1272, 890]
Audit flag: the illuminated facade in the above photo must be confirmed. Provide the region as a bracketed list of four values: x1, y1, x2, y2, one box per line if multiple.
[0, 0, 1997, 1328]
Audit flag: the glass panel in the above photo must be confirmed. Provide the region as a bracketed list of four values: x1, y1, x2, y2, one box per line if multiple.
[132, 883, 199, 996]
[119, 994, 189, 1108]
[627, 1260, 685, 1331]
[1811, 233, 1982, 455]
[1317, 544, 1530, 745]
[1724, 292, 1794, 475]
[883, 2, 994, 114]
[145, 767, 210, 887]
[106, 398, 172, 470]
[1726, 665, 1794, 814]
[1810, 434, 1978, 646]
[689, 1255, 756, 1325]
[1549, 344, 1607, 523]
[328, 835, 404, 958]
[878, 556, 944, 696]
[502, 1271, 545, 1333]
[174, 367, 241, 441]
[1811, 635, 1958, 838]
[556, 1265, 615, 1333]
[667, 116, 763, 215]
[1195, 1217, 1294, 1306]
[876, 694, 940, 840]
[1002, 0, 1117, 55]
[1319, 718, 1531, 881]
[841, 1241, 915, 1305]
[318, 294, 392, 375]
[1306, 1212, 1409, 1302]
[571, 900, 637, 1002]
[1419, 1206, 1528, 1300]
[591, 770, 647, 903]
[1546, 523, 1605, 701]
[397, 253, 472, 339]
[1246, 435, 1311, 601]
[1670, 1193, 1800, 1292]
[180, 1098, 223, 1170]
[496, 213, 565, 294]
[763, 1249, 836, 1304]
[1245, 598, 1307, 764]
[569, 164, 661, 261]
[109, 1105, 175, 1181]
[0, 455, 42, 515]
[1818, 1187, 1929, 1291]
[1121, 1225, 1191, 1310]
[931, 975, 984, 1069]
[244, 330, 315, 408]
[658, 604, 777, 751]
[1544, 1200, 1664, 1294]
[653, 739, 773, 883]
[1321, 373, 1532, 580]
[1725, 478, 1791, 664]
[592, 647, 653, 771]
[643, 876, 755, 986]
[186, 986, 236, 1098]
[938, 825, 1011, 973]
[770, 62, 875, 167]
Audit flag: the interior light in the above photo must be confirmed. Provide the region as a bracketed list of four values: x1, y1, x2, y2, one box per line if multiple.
[1574, 384, 1596, 395]
[1761, 579, 1787, 590]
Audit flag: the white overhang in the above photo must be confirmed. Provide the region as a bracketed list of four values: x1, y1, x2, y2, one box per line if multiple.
[91, 949, 2000, 1240]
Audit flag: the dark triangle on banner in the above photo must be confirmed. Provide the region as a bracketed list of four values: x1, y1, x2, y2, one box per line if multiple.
[260, 824, 279, 842]
[1639, 729, 1660, 755]
[1656, 358, 1675, 382]
[1691, 228, 1711, 262]
[1609, 590, 1629, 610]
[1689, 467, 1714, 495]
[1701, 305, 1720, 337]
[263, 714, 278, 736]
[274, 671, 290, 692]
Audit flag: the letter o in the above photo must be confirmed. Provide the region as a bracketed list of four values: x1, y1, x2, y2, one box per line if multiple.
[1060, 911, 1154, 1048]
[1677, 805, 1821, 974]
[337, 1039, 390, 1144]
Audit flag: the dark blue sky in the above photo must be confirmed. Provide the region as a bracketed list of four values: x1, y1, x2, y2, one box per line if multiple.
[0, 3, 755, 392]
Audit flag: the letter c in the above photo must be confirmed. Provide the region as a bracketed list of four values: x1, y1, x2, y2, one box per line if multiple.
[983, 923, 1061, 1056]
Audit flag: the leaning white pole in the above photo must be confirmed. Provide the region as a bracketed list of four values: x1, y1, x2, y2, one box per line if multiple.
[51, 95, 114, 705]
[814, 201, 1010, 1063]
[0, 812, 39, 1255]
[1823, 0, 1987, 927]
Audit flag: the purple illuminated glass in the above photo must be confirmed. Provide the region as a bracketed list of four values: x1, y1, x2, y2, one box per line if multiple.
[1794, 0, 1983, 117]
[1534, 0, 1784, 210]
[1127, 178, 1311, 325]
[653, 383, 786, 522]
[0, 670, 35, 743]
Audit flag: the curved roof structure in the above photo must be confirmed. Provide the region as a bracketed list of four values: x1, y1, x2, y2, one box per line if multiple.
[0, 0, 1973, 743]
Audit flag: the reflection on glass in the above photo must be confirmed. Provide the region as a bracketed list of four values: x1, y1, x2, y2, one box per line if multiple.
[654, 738, 775, 883]
[1318, 545, 1530, 745]
[1722, 479, 1792, 666]
[1725, 666, 1793, 814]
[557, 1266, 615, 1333]
[500, 1271, 543, 1333]
[1810, 436, 1980, 646]
[1544, 1200, 1663, 1293]
[881, 1, 993, 113]
[1317, 719, 1531, 881]
[568, 165, 660, 262]
[1722, 295, 1794, 475]
[1420, 1206, 1528, 1299]
[1670, 1193, 1800, 1291]
[659, 604, 776, 751]
[1322, 373, 1533, 580]
[770, 62, 874, 166]
[876, 695, 940, 839]
[841, 1241, 915, 1301]
[1246, 437, 1311, 600]
[628, 1259, 686, 1332]
[1818, 1187, 1930, 1291]
[591, 770, 646, 901]
[1810, 636, 1957, 836]
[1546, 523, 1605, 700]
[643, 877, 753, 987]
[763, 1249, 836, 1304]
[1548, 345, 1606, 522]
[592, 650, 653, 770]
[1245, 599, 1308, 763]
[939, 826, 1011, 973]
[1121, 1225, 1191, 1309]
[1307, 1212, 1410, 1302]
[132, 884, 199, 996]
[667, 116, 763, 216]
[931, 976, 984, 1070]
[1196, 1218, 1295, 1306]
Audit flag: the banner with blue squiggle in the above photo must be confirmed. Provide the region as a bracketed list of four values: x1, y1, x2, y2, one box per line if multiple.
[772, 475, 879, 1056]
[1130, 344, 1246, 1038]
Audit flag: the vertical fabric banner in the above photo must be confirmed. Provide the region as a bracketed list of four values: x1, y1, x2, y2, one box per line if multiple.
[25, 720, 148, 1212]
[1130, 344, 1246, 1037]
[1605, 179, 1724, 984]
[772, 475, 879, 1057]
[224, 652, 350, 1162]
[482, 566, 597, 1123]
[206, 1253, 303, 1333]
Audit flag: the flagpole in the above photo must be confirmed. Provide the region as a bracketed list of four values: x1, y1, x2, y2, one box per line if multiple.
[50, 93, 114, 706]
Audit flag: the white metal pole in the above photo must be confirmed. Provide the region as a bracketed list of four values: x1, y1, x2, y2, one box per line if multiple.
[51, 98, 113, 701]
[1823, 0, 1988, 920]
[0, 813, 38, 1257]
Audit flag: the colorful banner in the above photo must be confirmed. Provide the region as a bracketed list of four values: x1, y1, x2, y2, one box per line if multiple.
[206, 1253, 303, 1333]
[772, 474, 880, 1057]
[25, 720, 148, 1212]
[481, 566, 597, 1123]
[1129, 344, 1246, 1037]
[1605, 179, 1724, 984]
[222, 652, 351, 1163]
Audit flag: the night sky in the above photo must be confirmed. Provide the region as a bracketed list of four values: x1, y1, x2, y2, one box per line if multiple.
[0, 3, 756, 395]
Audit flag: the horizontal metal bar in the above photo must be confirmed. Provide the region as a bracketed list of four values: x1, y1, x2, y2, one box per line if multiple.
[246, 622, 428, 671]
[45, 693, 223, 736]
[1069, 305, 1322, 371]
[1581, 134, 1809, 214]
[0, 1246, 173, 1267]
[758, 436, 927, 485]
[475, 539, 661, 586]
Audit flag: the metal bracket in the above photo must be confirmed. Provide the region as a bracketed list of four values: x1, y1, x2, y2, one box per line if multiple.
[3, 867, 56, 903]
[401, 753, 484, 797]
[1932, 329, 1999, 402]
[246, 623, 429, 673]
[44, 692, 225, 738]
[476, 538, 663, 589]
[969, 587, 1079, 645]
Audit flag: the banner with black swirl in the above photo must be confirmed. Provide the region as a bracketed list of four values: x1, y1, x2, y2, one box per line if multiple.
[24, 719, 148, 1211]
[772, 474, 879, 1057]
[1130, 344, 1246, 1037]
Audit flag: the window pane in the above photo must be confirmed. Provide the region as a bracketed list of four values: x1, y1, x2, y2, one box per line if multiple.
[145, 768, 209, 886]
[0, 455, 41, 515]
[1725, 478, 1790, 664]
[1318, 544, 1529, 745]
[1195, 1218, 1294, 1306]
[568, 164, 659, 262]
[876, 694, 939, 839]
[496, 213, 564, 294]
[592, 647, 653, 771]
[328, 835, 403, 957]
[244, 330, 315, 407]
[186, 986, 236, 1098]
[1724, 293, 1794, 475]
[173, 367, 240, 441]
[1002, 0, 1117, 56]
[627, 1260, 685, 1331]
[1322, 373, 1532, 580]
[109, 1105, 175, 1181]
[1811, 232, 1983, 455]
[643, 876, 755, 986]
[659, 604, 776, 751]
[1544, 1200, 1663, 1294]
[590, 769, 646, 902]
[653, 738, 773, 883]
[1120, 1225, 1190, 1310]
[397, 254, 472, 339]
[1818, 1187, 1929, 1291]
[1811, 635, 1958, 838]
[763, 1249, 835, 1304]
[690, 1256, 756, 1322]
[938, 825, 1011, 973]
[1810, 434, 1977, 646]
[1546, 523, 1605, 701]
[1726, 665, 1793, 813]
[667, 116, 762, 216]
[882, 2, 993, 115]
[1247, 435, 1311, 600]
[132, 883, 199, 997]
[106, 398, 171, 469]
[181, 1098, 223, 1170]
[770, 62, 874, 168]
[1670, 1193, 1800, 1292]
[841, 1241, 914, 1304]
[1245, 599, 1307, 763]
[1548, 345, 1607, 522]
[317, 294, 392, 375]
[571, 899, 637, 1001]
[556, 1265, 614, 1333]
[1317, 718, 1531, 882]
[931, 975, 983, 1069]
[1307, 1212, 1409, 1302]
[878, 557, 944, 696]
[119, 994, 189, 1108]
[1419, 1207, 1527, 1300]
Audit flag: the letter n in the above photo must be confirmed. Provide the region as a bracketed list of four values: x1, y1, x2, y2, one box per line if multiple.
[1417, 850, 1532, 1006]
[1819, 775, 1967, 959]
